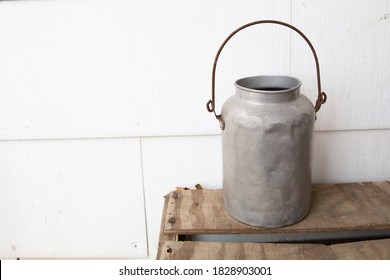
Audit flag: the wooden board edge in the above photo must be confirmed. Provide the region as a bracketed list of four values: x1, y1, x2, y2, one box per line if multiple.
[163, 225, 390, 235]
[156, 192, 177, 259]
[159, 239, 390, 260]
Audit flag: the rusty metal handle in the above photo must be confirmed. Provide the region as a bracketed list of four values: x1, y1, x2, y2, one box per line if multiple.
[206, 20, 327, 129]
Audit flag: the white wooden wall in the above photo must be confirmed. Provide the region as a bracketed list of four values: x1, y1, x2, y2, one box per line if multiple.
[0, 0, 389, 259]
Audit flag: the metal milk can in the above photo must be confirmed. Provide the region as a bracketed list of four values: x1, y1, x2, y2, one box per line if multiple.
[206, 20, 327, 227]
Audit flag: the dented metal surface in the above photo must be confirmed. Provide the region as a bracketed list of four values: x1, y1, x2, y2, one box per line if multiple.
[222, 76, 315, 227]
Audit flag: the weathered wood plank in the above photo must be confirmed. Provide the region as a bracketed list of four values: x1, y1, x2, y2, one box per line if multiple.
[159, 239, 390, 260]
[331, 238, 390, 260]
[156, 194, 177, 259]
[159, 240, 336, 260]
[163, 182, 390, 235]
[369, 181, 390, 197]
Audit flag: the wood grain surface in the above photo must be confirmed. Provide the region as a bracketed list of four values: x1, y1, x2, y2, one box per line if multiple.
[163, 182, 390, 234]
[159, 238, 390, 260]
[157, 182, 390, 259]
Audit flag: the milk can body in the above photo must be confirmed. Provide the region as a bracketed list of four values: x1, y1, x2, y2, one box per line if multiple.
[221, 76, 315, 227]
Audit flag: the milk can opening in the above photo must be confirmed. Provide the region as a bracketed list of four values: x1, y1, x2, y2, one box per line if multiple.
[235, 76, 301, 93]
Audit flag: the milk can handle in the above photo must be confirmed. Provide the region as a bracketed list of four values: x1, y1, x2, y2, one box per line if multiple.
[206, 20, 327, 130]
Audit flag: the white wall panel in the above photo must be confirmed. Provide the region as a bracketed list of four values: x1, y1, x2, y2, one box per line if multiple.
[291, 0, 390, 131]
[0, 138, 147, 259]
[0, 0, 290, 140]
[312, 130, 390, 184]
[141, 136, 222, 259]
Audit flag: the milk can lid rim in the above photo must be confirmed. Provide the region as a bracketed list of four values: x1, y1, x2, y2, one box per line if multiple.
[235, 75, 301, 94]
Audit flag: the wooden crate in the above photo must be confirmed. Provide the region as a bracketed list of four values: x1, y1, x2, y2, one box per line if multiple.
[157, 181, 390, 259]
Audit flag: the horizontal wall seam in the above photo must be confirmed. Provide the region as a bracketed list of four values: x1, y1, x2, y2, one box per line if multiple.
[1, 127, 390, 142]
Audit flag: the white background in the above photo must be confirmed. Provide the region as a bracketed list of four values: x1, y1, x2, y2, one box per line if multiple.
[0, 0, 389, 259]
